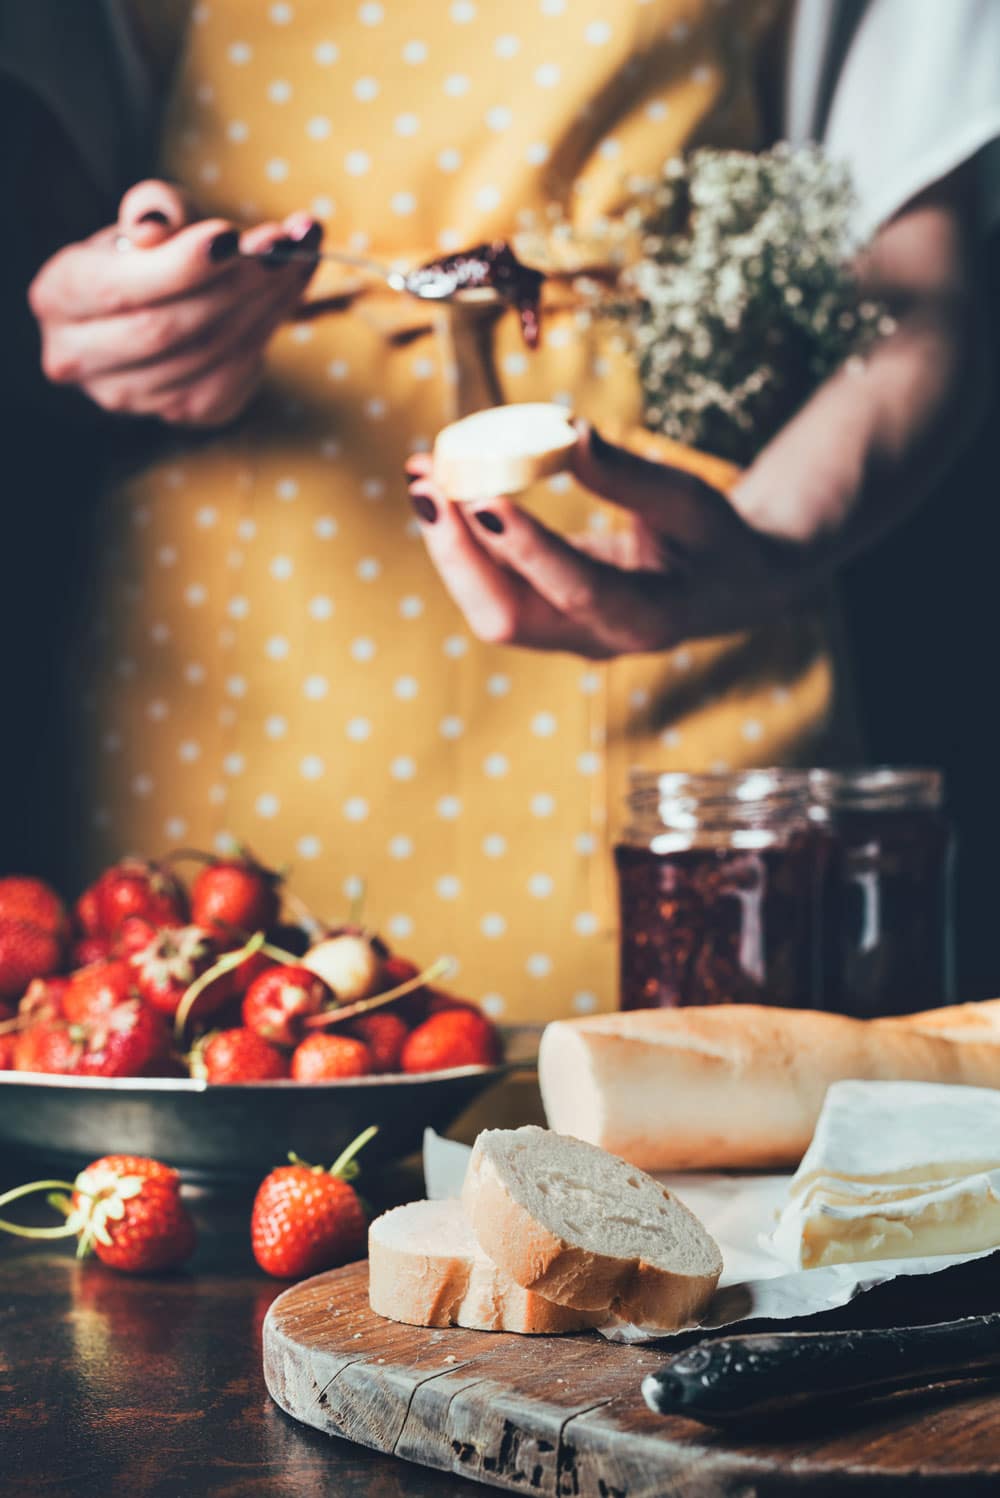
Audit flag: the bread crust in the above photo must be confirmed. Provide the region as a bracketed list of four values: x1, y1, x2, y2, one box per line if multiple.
[462, 1142, 721, 1331]
[368, 1202, 597, 1334]
[538, 1004, 1000, 1172]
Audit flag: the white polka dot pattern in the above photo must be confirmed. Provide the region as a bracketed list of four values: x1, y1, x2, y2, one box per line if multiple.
[70, 0, 829, 1024]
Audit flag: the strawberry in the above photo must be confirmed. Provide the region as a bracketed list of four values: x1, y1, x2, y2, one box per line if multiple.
[74, 885, 102, 937]
[63, 959, 134, 1026]
[291, 1032, 372, 1081]
[241, 965, 330, 1047]
[400, 1009, 501, 1074]
[76, 999, 171, 1078]
[424, 989, 481, 1018]
[301, 933, 384, 1002]
[80, 860, 188, 941]
[0, 1031, 15, 1069]
[250, 1129, 375, 1278]
[68, 1155, 196, 1272]
[0, 918, 63, 1003]
[346, 1011, 409, 1072]
[190, 857, 281, 937]
[128, 926, 218, 1017]
[19, 975, 69, 1023]
[112, 914, 172, 959]
[376, 954, 429, 1024]
[0, 1154, 196, 1274]
[13, 1019, 83, 1074]
[0, 876, 68, 942]
[71, 936, 112, 967]
[191, 1027, 290, 1083]
[204, 946, 273, 1006]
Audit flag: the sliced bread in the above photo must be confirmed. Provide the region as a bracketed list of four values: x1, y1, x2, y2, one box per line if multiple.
[461, 1126, 723, 1330]
[368, 1198, 599, 1334]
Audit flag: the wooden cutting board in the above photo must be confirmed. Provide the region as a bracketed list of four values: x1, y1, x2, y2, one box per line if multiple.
[263, 1261, 1000, 1495]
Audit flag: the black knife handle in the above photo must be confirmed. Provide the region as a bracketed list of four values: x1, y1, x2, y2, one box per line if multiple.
[643, 1314, 1000, 1425]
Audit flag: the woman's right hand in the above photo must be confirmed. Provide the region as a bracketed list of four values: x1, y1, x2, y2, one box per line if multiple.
[28, 180, 321, 427]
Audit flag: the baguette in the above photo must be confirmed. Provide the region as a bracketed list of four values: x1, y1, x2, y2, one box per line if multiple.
[432, 403, 576, 501]
[462, 1126, 722, 1330]
[538, 1004, 1000, 1172]
[368, 1198, 598, 1334]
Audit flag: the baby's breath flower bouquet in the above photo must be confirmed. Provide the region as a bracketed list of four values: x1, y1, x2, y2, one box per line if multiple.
[613, 143, 892, 466]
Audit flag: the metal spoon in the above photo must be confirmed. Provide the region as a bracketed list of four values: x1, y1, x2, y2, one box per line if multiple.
[239, 245, 499, 303]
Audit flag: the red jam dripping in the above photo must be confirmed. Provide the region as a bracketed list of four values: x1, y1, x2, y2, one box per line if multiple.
[407, 240, 544, 347]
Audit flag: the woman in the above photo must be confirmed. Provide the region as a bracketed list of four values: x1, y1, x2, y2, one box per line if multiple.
[12, 0, 1000, 1019]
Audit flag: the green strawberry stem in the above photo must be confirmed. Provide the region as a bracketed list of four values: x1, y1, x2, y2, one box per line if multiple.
[0, 1179, 80, 1241]
[302, 956, 453, 1031]
[330, 1124, 378, 1180]
[174, 929, 304, 1043]
[259, 941, 308, 965]
[285, 1124, 378, 1185]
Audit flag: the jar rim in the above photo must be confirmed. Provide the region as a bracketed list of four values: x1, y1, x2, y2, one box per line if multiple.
[628, 767, 811, 804]
[809, 766, 944, 809]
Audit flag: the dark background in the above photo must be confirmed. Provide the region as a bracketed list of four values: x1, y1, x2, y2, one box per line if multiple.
[2, 83, 998, 1001]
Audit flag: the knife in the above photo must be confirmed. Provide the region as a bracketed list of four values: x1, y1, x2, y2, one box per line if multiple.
[642, 1314, 1000, 1425]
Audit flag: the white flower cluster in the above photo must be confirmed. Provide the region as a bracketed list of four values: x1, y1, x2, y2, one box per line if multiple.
[611, 145, 891, 463]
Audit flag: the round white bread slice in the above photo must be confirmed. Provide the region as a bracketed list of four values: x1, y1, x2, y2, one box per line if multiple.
[368, 1198, 599, 1334]
[461, 1126, 723, 1331]
[432, 403, 577, 501]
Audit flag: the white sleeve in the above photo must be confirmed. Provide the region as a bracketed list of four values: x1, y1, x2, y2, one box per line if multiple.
[786, 0, 1000, 240]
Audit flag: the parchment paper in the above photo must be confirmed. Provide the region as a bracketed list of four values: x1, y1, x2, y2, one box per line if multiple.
[424, 1129, 999, 1341]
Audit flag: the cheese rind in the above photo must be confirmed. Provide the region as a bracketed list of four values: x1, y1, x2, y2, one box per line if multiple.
[789, 1079, 1000, 1194]
[772, 1080, 1000, 1268]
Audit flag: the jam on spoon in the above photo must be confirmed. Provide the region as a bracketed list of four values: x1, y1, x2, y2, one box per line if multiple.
[243, 237, 545, 344]
[404, 240, 545, 347]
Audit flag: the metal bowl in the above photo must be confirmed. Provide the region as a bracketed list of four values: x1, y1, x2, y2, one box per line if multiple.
[0, 1026, 540, 1184]
[0, 1066, 505, 1186]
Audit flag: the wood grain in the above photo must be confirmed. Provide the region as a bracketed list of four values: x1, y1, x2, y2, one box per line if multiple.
[264, 1260, 1000, 1496]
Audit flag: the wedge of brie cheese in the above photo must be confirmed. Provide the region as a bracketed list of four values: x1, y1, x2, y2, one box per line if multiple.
[773, 1081, 1000, 1269]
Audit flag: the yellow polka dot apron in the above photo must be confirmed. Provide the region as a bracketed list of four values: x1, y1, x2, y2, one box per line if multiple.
[72, 0, 858, 1021]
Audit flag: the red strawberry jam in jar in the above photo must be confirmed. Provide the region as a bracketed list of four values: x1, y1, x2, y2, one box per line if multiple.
[615, 770, 823, 1011]
[810, 768, 955, 1018]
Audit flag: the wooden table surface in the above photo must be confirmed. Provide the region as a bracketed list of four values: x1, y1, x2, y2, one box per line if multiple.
[3, 1148, 999, 1498]
[0, 1157, 483, 1498]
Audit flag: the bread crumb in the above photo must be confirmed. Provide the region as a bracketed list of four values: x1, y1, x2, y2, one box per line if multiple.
[444, 1355, 458, 1364]
[352, 1333, 363, 1340]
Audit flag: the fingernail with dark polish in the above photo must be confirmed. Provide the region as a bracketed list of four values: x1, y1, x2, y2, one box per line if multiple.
[290, 220, 322, 251]
[474, 510, 505, 535]
[589, 426, 623, 466]
[411, 494, 438, 526]
[261, 237, 295, 268]
[138, 210, 170, 226]
[208, 229, 240, 262]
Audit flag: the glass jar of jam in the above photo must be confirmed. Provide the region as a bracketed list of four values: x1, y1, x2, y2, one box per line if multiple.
[614, 769, 823, 1011]
[811, 768, 955, 1018]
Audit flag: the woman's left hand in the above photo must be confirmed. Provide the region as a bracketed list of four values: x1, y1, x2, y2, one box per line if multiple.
[406, 425, 810, 658]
